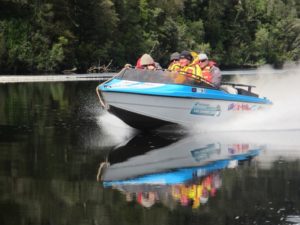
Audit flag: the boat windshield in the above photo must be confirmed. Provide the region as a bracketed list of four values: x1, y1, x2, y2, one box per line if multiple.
[115, 68, 215, 89]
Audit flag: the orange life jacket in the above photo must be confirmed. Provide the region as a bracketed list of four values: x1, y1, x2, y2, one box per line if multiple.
[201, 61, 217, 82]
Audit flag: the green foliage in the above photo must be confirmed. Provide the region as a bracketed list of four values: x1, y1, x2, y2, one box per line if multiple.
[0, 19, 32, 73]
[0, 0, 299, 73]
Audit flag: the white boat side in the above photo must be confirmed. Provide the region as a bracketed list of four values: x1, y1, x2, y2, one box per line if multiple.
[102, 90, 270, 128]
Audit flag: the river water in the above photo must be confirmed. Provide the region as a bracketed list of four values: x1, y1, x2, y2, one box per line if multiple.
[1, 70, 300, 225]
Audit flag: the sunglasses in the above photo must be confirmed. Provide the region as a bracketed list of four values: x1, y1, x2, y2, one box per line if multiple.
[200, 59, 207, 62]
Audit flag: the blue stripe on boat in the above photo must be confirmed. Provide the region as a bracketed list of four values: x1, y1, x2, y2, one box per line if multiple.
[99, 79, 272, 104]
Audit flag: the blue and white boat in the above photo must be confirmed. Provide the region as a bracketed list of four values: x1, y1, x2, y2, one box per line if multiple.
[96, 68, 272, 130]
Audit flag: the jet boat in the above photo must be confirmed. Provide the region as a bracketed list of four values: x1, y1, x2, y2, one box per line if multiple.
[96, 68, 272, 130]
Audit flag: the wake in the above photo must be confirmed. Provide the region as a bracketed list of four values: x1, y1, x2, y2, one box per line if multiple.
[195, 63, 300, 132]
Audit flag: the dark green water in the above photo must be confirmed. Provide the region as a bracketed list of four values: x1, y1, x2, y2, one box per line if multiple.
[1, 82, 300, 225]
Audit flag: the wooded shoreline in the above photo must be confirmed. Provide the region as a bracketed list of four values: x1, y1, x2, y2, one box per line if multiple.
[2, 68, 298, 83]
[0, 0, 299, 75]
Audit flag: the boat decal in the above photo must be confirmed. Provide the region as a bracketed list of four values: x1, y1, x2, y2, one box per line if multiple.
[190, 143, 221, 162]
[190, 103, 221, 116]
[228, 144, 250, 154]
[105, 80, 139, 88]
[106, 80, 165, 89]
[128, 83, 165, 89]
[228, 103, 263, 111]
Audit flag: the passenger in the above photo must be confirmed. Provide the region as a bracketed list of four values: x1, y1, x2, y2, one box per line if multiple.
[198, 53, 222, 88]
[168, 52, 180, 71]
[137, 192, 157, 208]
[136, 53, 161, 70]
[178, 50, 202, 80]
[135, 57, 142, 69]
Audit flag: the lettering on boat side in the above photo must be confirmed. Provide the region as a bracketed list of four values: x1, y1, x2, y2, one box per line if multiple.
[130, 83, 165, 89]
[228, 144, 250, 154]
[108, 80, 138, 88]
[190, 103, 221, 116]
[109, 80, 165, 89]
[227, 103, 262, 111]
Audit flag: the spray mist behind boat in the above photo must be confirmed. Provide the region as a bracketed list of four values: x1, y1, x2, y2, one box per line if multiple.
[198, 64, 300, 132]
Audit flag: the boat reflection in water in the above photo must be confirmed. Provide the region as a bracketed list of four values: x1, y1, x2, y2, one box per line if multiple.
[99, 132, 262, 209]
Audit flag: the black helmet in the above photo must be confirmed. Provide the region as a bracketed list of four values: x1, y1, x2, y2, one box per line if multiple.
[179, 50, 193, 61]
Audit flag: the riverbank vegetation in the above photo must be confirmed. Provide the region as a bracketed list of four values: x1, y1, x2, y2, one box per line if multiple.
[0, 0, 299, 74]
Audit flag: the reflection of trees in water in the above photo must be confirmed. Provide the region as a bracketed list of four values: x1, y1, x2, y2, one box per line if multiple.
[0, 82, 116, 224]
[0, 82, 99, 127]
[0, 177, 110, 225]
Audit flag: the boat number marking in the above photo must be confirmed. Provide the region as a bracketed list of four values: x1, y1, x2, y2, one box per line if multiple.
[196, 88, 205, 93]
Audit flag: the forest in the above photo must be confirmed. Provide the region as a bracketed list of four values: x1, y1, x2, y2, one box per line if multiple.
[0, 0, 299, 74]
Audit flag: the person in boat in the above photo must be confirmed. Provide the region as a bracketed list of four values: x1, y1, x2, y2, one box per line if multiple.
[136, 53, 162, 70]
[198, 53, 222, 88]
[177, 50, 203, 80]
[167, 52, 180, 70]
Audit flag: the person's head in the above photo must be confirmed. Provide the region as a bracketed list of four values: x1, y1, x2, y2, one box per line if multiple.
[179, 50, 193, 67]
[137, 192, 156, 208]
[170, 52, 180, 63]
[198, 53, 209, 68]
[140, 54, 156, 70]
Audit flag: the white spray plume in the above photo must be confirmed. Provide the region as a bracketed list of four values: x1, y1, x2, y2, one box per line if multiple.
[235, 63, 300, 130]
[96, 112, 137, 147]
[194, 63, 300, 132]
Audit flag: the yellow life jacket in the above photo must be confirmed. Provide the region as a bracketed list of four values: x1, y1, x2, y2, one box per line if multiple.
[168, 62, 181, 71]
[172, 63, 203, 83]
[181, 63, 203, 80]
[190, 51, 199, 65]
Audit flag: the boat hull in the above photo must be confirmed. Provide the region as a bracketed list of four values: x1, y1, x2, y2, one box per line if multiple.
[102, 91, 270, 130]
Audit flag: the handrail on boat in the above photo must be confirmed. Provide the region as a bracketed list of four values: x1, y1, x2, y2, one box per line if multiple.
[96, 68, 127, 109]
[96, 86, 107, 109]
[221, 82, 256, 92]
